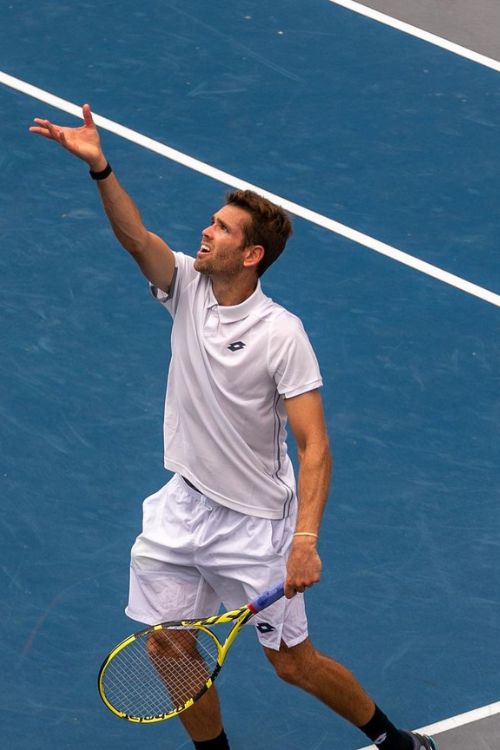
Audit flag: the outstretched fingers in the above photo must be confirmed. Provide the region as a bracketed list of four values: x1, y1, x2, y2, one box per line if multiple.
[29, 104, 93, 143]
[29, 118, 62, 142]
[29, 103, 103, 164]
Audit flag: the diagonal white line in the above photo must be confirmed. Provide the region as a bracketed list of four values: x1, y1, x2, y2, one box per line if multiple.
[2, 70, 499, 308]
[356, 700, 500, 748]
[327, 0, 500, 72]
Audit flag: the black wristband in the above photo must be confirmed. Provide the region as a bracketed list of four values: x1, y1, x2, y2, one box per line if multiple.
[89, 162, 112, 181]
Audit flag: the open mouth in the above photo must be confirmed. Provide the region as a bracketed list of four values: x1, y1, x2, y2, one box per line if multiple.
[197, 243, 211, 257]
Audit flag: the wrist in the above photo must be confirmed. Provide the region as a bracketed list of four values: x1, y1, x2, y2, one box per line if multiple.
[89, 161, 112, 181]
[293, 531, 318, 544]
[88, 155, 108, 173]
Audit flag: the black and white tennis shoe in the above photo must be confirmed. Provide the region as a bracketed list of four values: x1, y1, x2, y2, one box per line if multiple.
[404, 731, 437, 750]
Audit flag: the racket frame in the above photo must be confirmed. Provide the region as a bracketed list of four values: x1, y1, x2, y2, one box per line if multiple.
[98, 622, 224, 723]
[98, 583, 284, 724]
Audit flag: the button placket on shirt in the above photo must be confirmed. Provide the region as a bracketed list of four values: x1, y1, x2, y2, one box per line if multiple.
[204, 305, 219, 336]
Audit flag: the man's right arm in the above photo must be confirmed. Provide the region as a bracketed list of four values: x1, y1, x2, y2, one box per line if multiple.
[30, 104, 176, 293]
[92, 166, 176, 293]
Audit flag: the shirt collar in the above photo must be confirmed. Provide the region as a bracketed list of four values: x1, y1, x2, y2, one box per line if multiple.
[206, 281, 266, 323]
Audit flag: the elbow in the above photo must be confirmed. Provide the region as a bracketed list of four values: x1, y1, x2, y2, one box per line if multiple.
[123, 235, 148, 257]
[114, 225, 150, 256]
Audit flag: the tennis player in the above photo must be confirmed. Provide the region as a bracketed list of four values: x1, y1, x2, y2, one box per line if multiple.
[30, 104, 436, 750]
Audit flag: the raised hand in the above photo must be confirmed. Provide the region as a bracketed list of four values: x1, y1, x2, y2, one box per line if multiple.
[29, 103, 106, 171]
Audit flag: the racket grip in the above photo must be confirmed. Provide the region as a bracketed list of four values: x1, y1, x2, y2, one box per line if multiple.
[250, 582, 285, 613]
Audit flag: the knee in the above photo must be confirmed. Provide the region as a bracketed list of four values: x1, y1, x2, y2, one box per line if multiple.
[264, 640, 316, 687]
[147, 631, 173, 659]
[147, 630, 195, 661]
[270, 655, 301, 685]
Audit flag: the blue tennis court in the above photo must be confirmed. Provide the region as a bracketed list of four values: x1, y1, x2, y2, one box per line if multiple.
[1, 2, 499, 749]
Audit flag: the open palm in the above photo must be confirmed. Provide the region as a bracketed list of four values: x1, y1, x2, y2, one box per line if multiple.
[30, 103, 103, 166]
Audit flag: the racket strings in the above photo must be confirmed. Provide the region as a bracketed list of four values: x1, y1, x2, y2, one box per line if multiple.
[101, 626, 219, 719]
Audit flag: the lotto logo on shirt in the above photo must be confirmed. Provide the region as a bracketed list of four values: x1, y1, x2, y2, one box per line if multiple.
[227, 341, 246, 352]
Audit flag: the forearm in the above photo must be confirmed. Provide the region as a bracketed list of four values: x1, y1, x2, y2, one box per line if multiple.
[30, 106, 152, 258]
[93, 166, 150, 254]
[294, 440, 332, 536]
[91, 163, 175, 291]
[284, 441, 332, 597]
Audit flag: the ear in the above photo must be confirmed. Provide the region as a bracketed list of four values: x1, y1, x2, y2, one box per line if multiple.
[242, 244, 265, 269]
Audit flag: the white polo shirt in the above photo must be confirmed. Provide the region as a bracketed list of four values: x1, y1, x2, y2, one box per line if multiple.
[151, 252, 323, 520]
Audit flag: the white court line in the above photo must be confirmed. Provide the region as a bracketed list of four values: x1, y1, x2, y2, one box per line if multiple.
[356, 700, 500, 748]
[328, 0, 500, 73]
[2, 70, 500, 308]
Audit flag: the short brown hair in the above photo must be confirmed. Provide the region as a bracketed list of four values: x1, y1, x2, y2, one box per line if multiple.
[225, 190, 293, 276]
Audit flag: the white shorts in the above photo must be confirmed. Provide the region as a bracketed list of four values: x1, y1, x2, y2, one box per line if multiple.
[126, 473, 308, 650]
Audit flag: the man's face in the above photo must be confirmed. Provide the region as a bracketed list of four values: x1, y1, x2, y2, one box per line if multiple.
[194, 204, 252, 277]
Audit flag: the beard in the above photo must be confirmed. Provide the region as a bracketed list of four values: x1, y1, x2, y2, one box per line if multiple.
[194, 246, 245, 278]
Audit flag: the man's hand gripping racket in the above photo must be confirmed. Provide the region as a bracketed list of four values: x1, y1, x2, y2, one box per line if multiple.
[98, 581, 285, 723]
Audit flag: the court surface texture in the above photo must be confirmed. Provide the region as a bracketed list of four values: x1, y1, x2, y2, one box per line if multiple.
[1, 2, 499, 749]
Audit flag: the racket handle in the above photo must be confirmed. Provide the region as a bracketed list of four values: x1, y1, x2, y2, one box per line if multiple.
[249, 582, 285, 613]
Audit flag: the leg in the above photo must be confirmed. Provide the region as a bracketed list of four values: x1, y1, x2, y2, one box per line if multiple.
[147, 629, 225, 743]
[179, 687, 224, 742]
[263, 640, 438, 749]
[126, 477, 230, 745]
[264, 637, 375, 726]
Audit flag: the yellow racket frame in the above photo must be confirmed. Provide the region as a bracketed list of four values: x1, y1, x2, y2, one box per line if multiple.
[98, 604, 253, 723]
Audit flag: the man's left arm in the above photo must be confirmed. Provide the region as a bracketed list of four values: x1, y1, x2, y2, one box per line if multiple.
[284, 389, 333, 599]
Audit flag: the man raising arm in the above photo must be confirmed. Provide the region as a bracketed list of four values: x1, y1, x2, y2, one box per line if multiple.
[30, 106, 436, 750]
[30, 104, 175, 293]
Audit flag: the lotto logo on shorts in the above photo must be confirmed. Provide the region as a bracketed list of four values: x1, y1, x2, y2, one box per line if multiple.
[227, 341, 246, 352]
[256, 622, 275, 634]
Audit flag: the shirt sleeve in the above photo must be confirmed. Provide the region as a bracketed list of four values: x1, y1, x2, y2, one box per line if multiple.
[149, 251, 198, 316]
[269, 311, 323, 398]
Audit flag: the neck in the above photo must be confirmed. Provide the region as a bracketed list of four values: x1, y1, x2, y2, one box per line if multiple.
[211, 274, 259, 306]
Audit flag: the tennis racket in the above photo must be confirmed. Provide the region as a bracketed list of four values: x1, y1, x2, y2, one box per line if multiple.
[98, 581, 285, 723]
